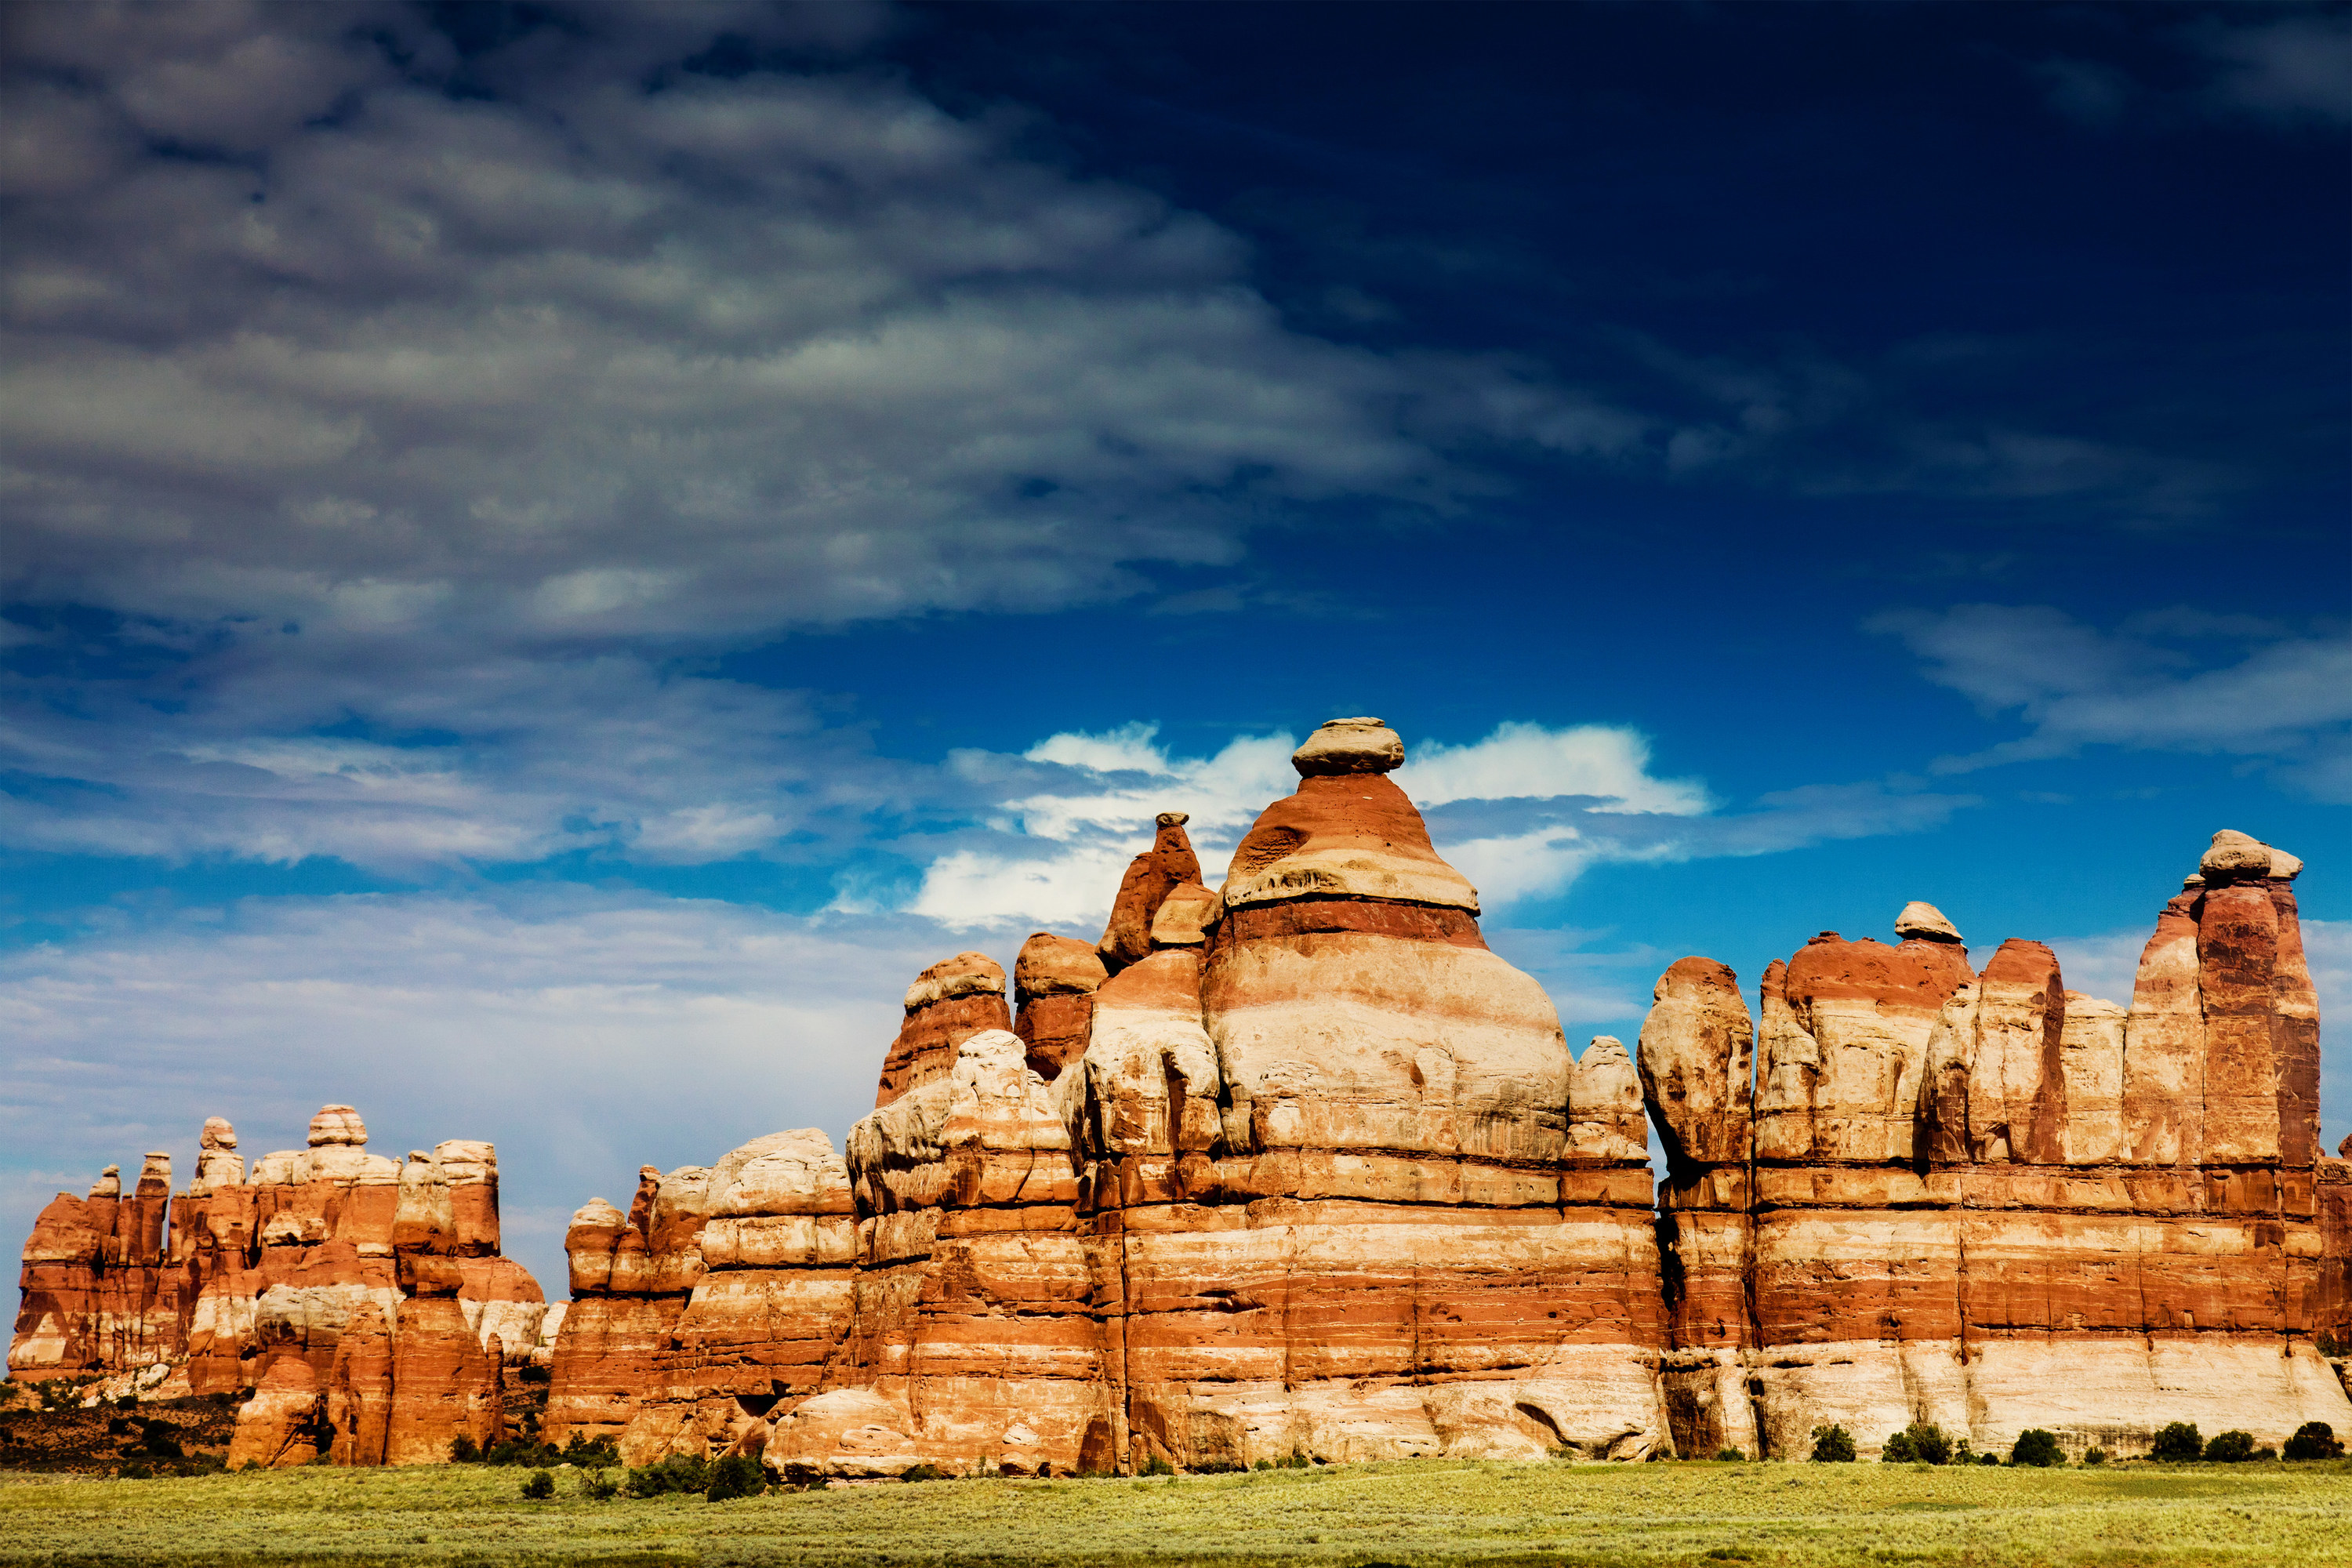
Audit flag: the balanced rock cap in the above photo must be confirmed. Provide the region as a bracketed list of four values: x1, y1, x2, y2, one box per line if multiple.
[200, 1116, 237, 1150]
[2200, 829, 2302, 884]
[308, 1104, 368, 1147]
[902, 952, 1005, 1011]
[1894, 901, 1963, 943]
[1291, 717, 1404, 778]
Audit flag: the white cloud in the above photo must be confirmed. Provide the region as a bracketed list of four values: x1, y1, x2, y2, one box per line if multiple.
[1872, 604, 2352, 797]
[0, 884, 967, 1298]
[902, 718, 1963, 928]
[0, 3, 1486, 652]
[1399, 721, 1710, 814]
[0, 643, 891, 869]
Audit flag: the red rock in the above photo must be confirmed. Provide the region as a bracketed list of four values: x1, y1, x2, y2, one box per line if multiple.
[1637, 957, 1753, 1171]
[325, 1299, 394, 1466]
[6, 1106, 541, 1467]
[227, 1353, 328, 1468]
[1098, 813, 1203, 973]
[619, 1130, 857, 1466]
[1650, 851, 2351, 1463]
[873, 953, 1012, 1106]
[385, 1290, 503, 1465]
[1012, 932, 1106, 1083]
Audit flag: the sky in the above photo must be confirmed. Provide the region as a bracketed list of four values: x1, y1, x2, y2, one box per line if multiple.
[2, 0, 2347, 1299]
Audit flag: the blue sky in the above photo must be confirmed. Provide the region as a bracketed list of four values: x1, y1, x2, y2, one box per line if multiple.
[2, 1, 2346, 1298]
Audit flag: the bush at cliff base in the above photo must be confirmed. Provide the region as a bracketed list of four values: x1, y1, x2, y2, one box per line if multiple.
[1882, 1423, 1952, 1465]
[520, 1469, 554, 1500]
[2009, 1429, 2063, 1468]
[1810, 1425, 1856, 1462]
[2150, 1422, 2203, 1463]
[2283, 1422, 2343, 1461]
[623, 1454, 711, 1497]
[706, 1454, 764, 1501]
[2203, 1430, 2258, 1464]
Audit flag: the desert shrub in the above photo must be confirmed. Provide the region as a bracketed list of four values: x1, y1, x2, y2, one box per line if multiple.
[2283, 1422, 2343, 1461]
[119, 1462, 154, 1480]
[521, 1469, 555, 1500]
[2318, 1330, 2345, 1358]
[706, 1454, 764, 1501]
[1714, 1447, 1745, 1462]
[1279, 1451, 1310, 1469]
[624, 1454, 712, 1497]
[559, 1432, 619, 1466]
[449, 1436, 481, 1464]
[2010, 1429, 2063, 1468]
[1809, 1425, 1856, 1463]
[2150, 1421, 2203, 1463]
[1882, 1423, 1950, 1465]
[2083, 1447, 2109, 1465]
[1142, 1454, 1175, 1477]
[583, 1468, 620, 1501]
[2255, 1445, 2278, 1461]
[2204, 1430, 2257, 1464]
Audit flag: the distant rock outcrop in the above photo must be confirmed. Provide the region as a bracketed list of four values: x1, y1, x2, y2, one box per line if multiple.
[9, 1105, 542, 1468]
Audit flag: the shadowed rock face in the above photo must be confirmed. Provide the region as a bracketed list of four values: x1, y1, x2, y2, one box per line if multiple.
[9, 1106, 542, 1468]
[1649, 829, 2352, 1465]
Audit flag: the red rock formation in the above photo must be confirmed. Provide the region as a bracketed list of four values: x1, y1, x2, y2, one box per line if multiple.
[1639, 956, 1757, 1455]
[757, 717, 1664, 1479]
[1646, 837, 2352, 1463]
[1097, 811, 1203, 973]
[543, 1159, 719, 1448]
[873, 953, 1012, 1107]
[1012, 932, 1107, 1083]
[615, 1131, 858, 1465]
[9, 1105, 542, 1468]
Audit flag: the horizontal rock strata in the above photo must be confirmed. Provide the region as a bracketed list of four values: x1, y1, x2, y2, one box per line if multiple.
[9, 1106, 542, 1468]
[1648, 840, 2352, 1461]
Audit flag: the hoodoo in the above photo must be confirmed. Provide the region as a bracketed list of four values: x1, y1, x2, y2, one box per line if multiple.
[1650, 830, 2350, 1461]
[9, 1106, 546, 1466]
[14, 724, 2352, 1470]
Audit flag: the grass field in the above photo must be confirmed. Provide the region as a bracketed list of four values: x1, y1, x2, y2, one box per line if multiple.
[2, 1458, 2348, 1568]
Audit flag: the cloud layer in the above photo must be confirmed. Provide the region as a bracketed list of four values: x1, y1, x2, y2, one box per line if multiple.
[1873, 604, 2352, 798]
[902, 718, 1968, 929]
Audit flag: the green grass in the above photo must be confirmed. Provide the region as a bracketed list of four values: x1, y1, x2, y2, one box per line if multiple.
[2, 1458, 2348, 1567]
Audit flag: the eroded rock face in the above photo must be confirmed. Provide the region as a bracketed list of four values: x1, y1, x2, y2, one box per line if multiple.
[8, 1108, 540, 1468]
[1012, 932, 1107, 1083]
[612, 1130, 858, 1466]
[750, 715, 1665, 1479]
[1647, 833, 2352, 1464]
[1098, 812, 1204, 974]
[873, 953, 1012, 1107]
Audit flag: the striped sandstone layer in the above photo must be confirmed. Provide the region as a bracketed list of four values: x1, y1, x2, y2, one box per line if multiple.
[8, 1105, 543, 1468]
[1644, 835, 2352, 1462]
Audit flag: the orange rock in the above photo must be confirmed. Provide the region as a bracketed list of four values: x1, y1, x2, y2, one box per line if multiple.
[1012, 932, 1106, 1083]
[6, 1106, 541, 1466]
[873, 953, 1011, 1106]
[1098, 812, 1204, 973]
[227, 1354, 328, 1468]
